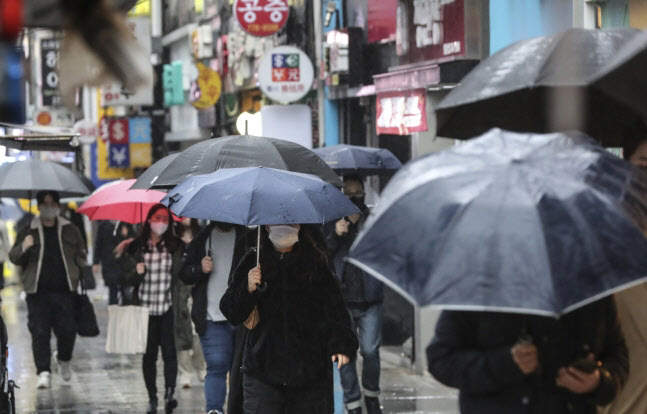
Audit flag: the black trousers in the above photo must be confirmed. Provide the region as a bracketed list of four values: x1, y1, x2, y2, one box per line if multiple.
[243, 374, 330, 414]
[26, 291, 77, 374]
[143, 309, 177, 400]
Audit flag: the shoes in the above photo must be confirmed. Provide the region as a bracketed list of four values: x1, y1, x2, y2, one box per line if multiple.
[57, 359, 72, 382]
[36, 371, 50, 389]
[179, 372, 192, 389]
[365, 396, 382, 414]
[146, 399, 158, 414]
[164, 387, 178, 414]
[347, 408, 361, 414]
[206, 411, 223, 414]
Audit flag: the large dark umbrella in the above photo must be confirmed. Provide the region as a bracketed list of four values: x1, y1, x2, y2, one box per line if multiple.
[348, 128, 647, 317]
[436, 28, 646, 147]
[313, 144, 402, 176]
[148, 135, 343, 190]
[130, 153, 179, 190]
[0, 159, 93, 198]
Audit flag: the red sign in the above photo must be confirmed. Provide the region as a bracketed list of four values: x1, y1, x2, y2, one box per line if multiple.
[367, 0, 398, 44]
[397, 0, 466, 65]
[376, 89, 427, 135]
[107, 118, 129, 145]
[235, 0, 290, 37]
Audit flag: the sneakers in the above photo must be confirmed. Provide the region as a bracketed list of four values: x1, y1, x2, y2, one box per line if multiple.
[54, 351, 72, 382]
[179, 372, 192, 389]
[36, 371, 50, 389]
[206, 411, 223, 414]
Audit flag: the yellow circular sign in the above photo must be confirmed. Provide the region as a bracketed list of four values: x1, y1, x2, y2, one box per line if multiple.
[190, 63, 222, 109]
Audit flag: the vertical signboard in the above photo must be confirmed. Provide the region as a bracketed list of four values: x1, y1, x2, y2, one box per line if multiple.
[40, 38, 61, 106]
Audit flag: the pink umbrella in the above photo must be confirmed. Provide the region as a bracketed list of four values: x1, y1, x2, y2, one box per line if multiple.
[78, 179, 169, 224]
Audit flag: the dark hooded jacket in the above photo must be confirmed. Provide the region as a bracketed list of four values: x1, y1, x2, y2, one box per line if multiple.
[220, 240, 358, 388]
[426, 297, 628, 414]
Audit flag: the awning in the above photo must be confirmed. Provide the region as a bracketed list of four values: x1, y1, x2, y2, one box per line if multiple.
[0, 123, 81, 151]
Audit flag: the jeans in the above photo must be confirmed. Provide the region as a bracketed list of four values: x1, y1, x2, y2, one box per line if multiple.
[143, 309, 177, 401]
[339, 303, 382, 408]
[199, 320, 234, 413]
[26, 292, 77, 374]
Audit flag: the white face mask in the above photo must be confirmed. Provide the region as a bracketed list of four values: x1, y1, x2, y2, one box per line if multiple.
[40, 206, 60, 220]
[150, 222, 169, 236]
[268, 225, 299, 249]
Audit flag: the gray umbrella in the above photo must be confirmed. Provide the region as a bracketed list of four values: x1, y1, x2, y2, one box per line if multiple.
[436, 27, 646, 147]
[0, 159, 93, 198]
[130, 153, 179, 190]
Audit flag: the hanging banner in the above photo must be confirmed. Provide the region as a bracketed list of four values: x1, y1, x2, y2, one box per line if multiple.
[258, 46, 314, 103]
[190, 63, 222, 109]
[101, 17, 154, 106]
[40, 38, 62, 106]
[376, 89, 427, 135]
[235, 0, 290, 37]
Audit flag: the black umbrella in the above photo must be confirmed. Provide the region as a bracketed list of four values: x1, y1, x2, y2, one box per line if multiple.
[348, 128, 647, 317]
[148, 135, 343, 190]
[313, 144, 402, 176]
[436, 27, 646, 147]
[130, 153, 179, 190]
[0, 159, 93, 198]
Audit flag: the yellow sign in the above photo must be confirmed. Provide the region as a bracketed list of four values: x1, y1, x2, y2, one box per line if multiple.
[130, 143, 153, 168]
[129, 0, 151, 16]
[190, 63, 222, 109]
[97, 98, 134, 180]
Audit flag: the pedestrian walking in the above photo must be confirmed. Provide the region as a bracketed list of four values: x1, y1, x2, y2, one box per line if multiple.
[180, 221, 248, 414]
[92, 220, 135, 305]
[174, 218, 207, 389]
[0, 211, 11, 298]
[8, 191, 87, 389]
[426, 297, 628, 414]
[600, 138, 647, 414]
[220, 224, 358, 414]
[115, 204, 189, 414]
[325, 176, 384, 414]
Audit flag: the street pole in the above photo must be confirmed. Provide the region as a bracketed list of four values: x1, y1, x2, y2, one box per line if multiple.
[313, 0, 325, 148]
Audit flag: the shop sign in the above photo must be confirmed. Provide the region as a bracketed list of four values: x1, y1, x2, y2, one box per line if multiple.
[367, 0, 398, 43]
[40, 38, 62, 106]
[190, 63, 222, 109]
[73, 119, 100, 145]
[100, 117, 152, 168]
[376, 89, 427, 135]
[100, 17, 154, 106]
[258, 46, 314, 103]
[396, 0, 466, 64]
[33, 108, 75, 127]
[235, 0, 290, 37]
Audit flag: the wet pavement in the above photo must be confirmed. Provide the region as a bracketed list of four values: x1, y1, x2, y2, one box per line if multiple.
[1, 284, 458, 414]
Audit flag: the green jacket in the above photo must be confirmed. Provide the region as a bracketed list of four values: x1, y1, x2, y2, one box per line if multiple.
[9, 217, 87, 294]
[118, 237, 193, 351]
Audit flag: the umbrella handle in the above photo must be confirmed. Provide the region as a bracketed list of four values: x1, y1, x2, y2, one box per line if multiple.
[256, 225, 267, 293]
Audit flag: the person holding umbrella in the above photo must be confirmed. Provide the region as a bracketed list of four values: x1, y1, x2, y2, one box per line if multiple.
[92, 220, 135, 305]
[9, 191, 88, 389]
[115, 204, 190, 414]
[220, 224, 358, 413]
[325, 175, 384, 414]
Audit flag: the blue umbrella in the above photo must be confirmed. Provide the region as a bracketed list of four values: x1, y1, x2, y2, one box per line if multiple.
[313, 144, 402, 176]
[161, 167, 359, 225]
[348, 128, 647, 317]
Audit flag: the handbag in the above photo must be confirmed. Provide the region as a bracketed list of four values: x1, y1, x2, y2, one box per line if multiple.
[81, 265, 96, 290]
[105, 305, 149, 354]
[75, 275, 100, 337]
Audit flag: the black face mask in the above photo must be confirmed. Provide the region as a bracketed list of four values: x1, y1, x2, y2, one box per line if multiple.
[350, 196, 366, 210]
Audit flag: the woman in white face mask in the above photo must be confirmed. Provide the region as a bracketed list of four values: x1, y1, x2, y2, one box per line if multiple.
[220, 224, 359, 414]
[115, 204, 192, 414]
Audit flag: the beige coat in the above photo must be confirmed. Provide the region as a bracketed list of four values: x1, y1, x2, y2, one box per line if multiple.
[600, 285, 647, 414]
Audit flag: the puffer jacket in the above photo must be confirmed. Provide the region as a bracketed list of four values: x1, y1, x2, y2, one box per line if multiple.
[9, 216, 87, 294]
[220, 242, 358, 387]
[427, 298, 628, 414]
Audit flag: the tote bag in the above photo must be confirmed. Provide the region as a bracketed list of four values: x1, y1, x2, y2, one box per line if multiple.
[105, 305, 149, 354]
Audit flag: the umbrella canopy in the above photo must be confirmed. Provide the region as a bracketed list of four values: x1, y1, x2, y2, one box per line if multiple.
[436, 27, 646, 147]
[313, 144, 403, 176]
[148, 135, 343, 190]
[78, 179, 167, 224]
[161, 167, 359, 225]
[130, 153, 180, 190]
[348, 128, 647, 317]
[0, 159, 93, 198]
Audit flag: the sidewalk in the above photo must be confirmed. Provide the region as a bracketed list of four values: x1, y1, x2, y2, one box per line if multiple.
[1, 284, 458, 413]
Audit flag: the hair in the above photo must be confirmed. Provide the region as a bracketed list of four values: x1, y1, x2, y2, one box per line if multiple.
[175, 218, 201, 239]
[138, 204, 178, 253]
[36, 191, 60, 205]
[343, 175, 364, 189]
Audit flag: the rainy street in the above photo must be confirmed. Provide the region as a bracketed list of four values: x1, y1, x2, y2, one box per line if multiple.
[1, 283, 458, 414]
